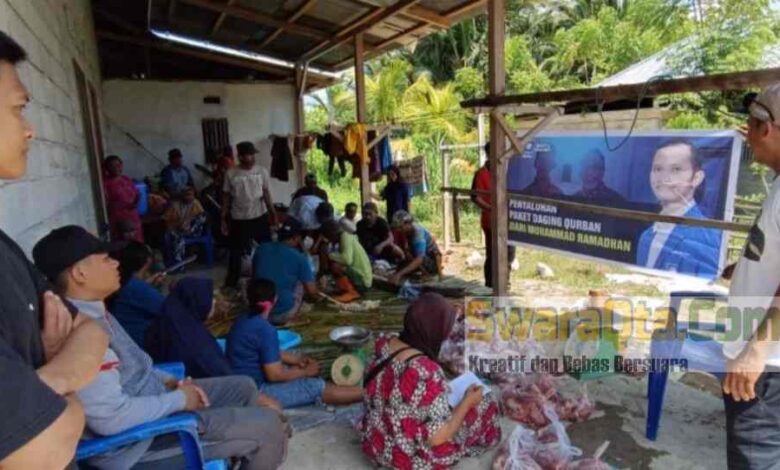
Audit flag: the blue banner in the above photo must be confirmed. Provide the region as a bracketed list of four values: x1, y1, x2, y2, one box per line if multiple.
[507, 131, 741, 280]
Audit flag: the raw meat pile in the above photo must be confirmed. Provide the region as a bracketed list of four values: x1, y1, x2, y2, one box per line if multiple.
[439, 315, 466, 374]
[497, 374, 594, 430]
[492, 407, 610, 470]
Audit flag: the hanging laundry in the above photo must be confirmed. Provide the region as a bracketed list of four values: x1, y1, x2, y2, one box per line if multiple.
[294, 134, 315, 156]
[368, 130, 382, 182]
[317, 133, 349, 177]
[270, 136, 294, 181]
[396, 156, 428, 196]
[343, 123, 368, 164]
[378, 136, 393, 173]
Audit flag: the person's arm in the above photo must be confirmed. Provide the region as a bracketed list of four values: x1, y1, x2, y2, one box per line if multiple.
[187, 168, 195, 188]
[303, 281, 320, 297]
[429, 385, 483, 446]
[37, 294, 109, 396]
[394, 256, 423, 279]
[160, 168, 174, 194]
[0, 394, 84, 470]
[263, 360, 319, 382]
[280, 351, 303, 367]
[76, 350, 193, 436]
[724, 283, 780, 401]
[472, 174, 491, 211]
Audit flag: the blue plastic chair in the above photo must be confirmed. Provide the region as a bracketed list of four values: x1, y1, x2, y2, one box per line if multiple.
[76, 363, 226, 469]
[182, 231, 215, 268]
[646, 291, 727, 441]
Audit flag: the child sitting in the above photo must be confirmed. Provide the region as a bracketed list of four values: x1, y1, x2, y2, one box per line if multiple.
[227, 279, 363, 409]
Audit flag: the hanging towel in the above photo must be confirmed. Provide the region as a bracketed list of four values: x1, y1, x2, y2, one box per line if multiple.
[344, 123, 368, 164]
[270, 136, 294, 181]
[379, 136, 393, 173]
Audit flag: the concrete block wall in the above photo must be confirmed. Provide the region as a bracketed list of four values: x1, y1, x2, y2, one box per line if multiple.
[103, 80, 301, 205]
[0, 0, 102, 254]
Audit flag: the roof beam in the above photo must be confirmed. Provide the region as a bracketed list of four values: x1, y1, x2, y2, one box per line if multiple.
[97, 31, 292, 78]
[444, 0, 487, 20]
[403, 5, 449, 28]
[301, 0, 421, 62]
[256, 0, 318, 49]
[210, 0, 237, 36]
[332, 22, 428, 69]
[178, 0, 328, 39]
[462, 66, 780, 109]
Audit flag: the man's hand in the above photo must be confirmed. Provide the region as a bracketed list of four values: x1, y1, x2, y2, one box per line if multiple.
[41, 292, 74, 362]
[148, 272, 166, 287]
[304, 361, 321, 378]
[373, 245, 384, 256]
[724, 345, 766, 402]
[179, 383, 209, 410]
[257, 393, 282, 414]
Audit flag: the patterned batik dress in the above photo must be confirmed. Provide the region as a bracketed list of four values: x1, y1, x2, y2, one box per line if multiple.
[359, 336, 501, 469]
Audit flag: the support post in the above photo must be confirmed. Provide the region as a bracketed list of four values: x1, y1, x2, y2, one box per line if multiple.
[478, 113, 486, 165]
[294, 64, 307, 187]
[442, 150, 451, 250]
[354, 33, 370, 206]
[488, 0, 508, 296]
[452, 193, 461, 243]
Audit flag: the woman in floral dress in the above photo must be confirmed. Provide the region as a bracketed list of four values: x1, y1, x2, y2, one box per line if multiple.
[359, 293, 501, 469]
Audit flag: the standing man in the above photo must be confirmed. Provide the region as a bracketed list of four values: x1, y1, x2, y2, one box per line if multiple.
[471, 143, 516, 289]
[160, 148, 195, 198]
[222, 141, 277, 289]
[0, 31, 109, 469]
[721, 83, 780, 469]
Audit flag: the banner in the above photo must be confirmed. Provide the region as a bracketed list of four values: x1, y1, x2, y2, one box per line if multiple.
[506, 131, 742, 280]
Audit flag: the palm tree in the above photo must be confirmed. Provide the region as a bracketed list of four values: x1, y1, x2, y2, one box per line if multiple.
[365, 58, 411, 124]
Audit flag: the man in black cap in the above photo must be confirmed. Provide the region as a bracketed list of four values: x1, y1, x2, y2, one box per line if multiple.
[0, 31, 108, 469]
[160, 148, 195, 198]
[222, 141, 278, 289]
[291, 172, 329, 202]
[33, 225, 288, 470]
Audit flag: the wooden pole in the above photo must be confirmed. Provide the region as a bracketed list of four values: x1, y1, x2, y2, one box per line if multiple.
[487, 0, 508, 296]
[354, 33, 370, 206]
[478, 113, 486, 165]
[294, 64, 307, 187]
[442, 149, 452, 250]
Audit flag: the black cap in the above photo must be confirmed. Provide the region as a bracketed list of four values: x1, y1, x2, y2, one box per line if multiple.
[277, 217, 303, 241]
[168, 148, 182, 160]
[237, 141, 258, 156]
[33, 226, 125, 282]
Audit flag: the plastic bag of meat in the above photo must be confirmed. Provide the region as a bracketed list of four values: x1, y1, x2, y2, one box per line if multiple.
[566, 441, 611, 470]
[532, 405, 583, 469]
[500, 374, 560, 429]
[439, 314, 466, 374]
[554, 385, 595, 423]
[492, 425, 542, 470]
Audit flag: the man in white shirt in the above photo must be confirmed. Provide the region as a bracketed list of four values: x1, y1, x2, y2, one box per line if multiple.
[721, 83, 780, 468]
[222, 141, 277, 289]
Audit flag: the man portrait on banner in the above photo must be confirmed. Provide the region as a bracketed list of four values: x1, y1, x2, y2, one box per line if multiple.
[636, 139, 722, 278]
[573, 149, 626, 205]
[520, 144, 564, 198]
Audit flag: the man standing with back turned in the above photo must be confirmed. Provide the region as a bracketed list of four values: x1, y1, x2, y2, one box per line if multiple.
[722, 83, 780, 469]
[0, 31, 109, 469]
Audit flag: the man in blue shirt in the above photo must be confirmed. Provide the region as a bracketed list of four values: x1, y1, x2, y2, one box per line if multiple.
[389, 210, 442, 284]
[160, 148, 195, 198]
[252, 217, 320, 325]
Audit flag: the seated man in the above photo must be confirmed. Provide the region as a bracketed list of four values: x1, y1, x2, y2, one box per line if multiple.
[33, 225, 287, 470]
[162, 186, 207, 267]
[160, 148, 195, 198]
[108, 241, 166, 348]
[356, 202, 404, 263]
[291, 172, 329, 202]
[343, 202, 358, 222]
[253, 217, 320, 325]
[227, 279, 362, 409]
[389, 210, 442, 284]
[320, 220, 373, 303]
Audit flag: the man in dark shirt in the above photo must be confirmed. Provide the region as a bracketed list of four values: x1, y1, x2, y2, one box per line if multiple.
[160, 148, 195, 198]
[356, 202, 403, 263]
[291, 172, 329, 202]
[0, 31, 109, 469]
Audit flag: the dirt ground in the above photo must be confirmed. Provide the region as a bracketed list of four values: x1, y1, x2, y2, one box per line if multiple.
[182, 244, 729, 470]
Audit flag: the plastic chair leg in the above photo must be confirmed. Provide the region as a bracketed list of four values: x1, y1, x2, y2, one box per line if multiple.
[646, 368, 669, 441]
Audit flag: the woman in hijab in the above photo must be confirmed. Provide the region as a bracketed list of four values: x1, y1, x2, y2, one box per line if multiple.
[145, 277, 233, 379]
[358, 293, 501, 468]
[381, 165, 410, 222]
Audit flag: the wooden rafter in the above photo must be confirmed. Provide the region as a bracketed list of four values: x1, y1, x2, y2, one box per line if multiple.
[256, 0, 318, 49]
[210, 0, 237, 36]
[444, 0, 487, 19]
[403, 5, 449, 28]
[463, 66, 780, 109]
[178, 0, 328, 39]
[301, 0, 420, 62]
[97, 31, 293, 78]
[332, 22, 428, 69]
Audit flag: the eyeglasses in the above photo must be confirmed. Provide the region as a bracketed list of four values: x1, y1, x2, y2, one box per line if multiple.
[744, 92, 777, 124]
